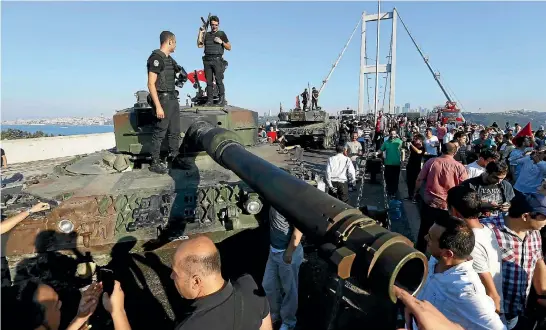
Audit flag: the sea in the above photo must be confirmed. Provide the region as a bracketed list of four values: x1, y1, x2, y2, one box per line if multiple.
[1, 125, 114, 136]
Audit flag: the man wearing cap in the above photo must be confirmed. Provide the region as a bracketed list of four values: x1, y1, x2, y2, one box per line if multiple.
[481, 193, 546, 329]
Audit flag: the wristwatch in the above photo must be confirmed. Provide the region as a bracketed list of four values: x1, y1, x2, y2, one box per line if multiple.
[26, 208, 34, 215]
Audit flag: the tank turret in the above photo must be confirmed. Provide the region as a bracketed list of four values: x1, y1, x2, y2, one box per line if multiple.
[2, 89, 265, 258]
[113, 90, 258, 157]
[276, 108, 338, 149]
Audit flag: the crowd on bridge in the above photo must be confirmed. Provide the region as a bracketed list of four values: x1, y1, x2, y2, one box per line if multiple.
[1, 110, 546, 330]
[324, 111, 546, 330]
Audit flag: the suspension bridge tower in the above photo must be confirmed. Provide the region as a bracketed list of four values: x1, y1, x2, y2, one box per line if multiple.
[358, 7, 398, 116]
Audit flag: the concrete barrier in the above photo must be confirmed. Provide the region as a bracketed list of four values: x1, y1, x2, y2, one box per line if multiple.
[0, 133, 115, 164]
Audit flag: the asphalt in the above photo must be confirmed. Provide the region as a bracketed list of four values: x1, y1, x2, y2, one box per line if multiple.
[1, 148, 421, 330]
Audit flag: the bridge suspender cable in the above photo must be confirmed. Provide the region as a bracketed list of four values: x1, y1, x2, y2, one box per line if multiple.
[395, 8, 454, 104]
[317, 16, 363, 97]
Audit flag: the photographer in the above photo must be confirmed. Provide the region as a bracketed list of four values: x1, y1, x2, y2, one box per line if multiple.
[5, 279, 130, 330]
[460, 161, 515, 218]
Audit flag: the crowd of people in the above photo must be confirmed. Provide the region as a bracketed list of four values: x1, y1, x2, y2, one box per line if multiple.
[325, 112, 546, 330]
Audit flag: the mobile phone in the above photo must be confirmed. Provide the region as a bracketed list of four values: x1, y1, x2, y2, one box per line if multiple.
[99, 268, 115, 295]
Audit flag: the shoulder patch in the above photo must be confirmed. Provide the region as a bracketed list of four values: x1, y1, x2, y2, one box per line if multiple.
[153, 60, 159, 67]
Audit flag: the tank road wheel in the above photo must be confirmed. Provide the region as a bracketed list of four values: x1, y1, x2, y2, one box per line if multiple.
[322, 133, 334, 149]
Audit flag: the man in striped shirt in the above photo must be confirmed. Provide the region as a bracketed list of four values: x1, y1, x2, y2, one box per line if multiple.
[481, 193, 546, 329]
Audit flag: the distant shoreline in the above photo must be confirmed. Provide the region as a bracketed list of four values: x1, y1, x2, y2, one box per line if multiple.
[1, 124, 114, 138]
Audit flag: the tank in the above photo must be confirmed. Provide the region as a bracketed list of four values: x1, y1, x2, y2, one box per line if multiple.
[277, 109, 338, 149]
[0, 88, 279, 260]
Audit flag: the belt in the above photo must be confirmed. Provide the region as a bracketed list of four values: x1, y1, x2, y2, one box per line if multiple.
[203, 55, 223, 60]
[157, 91, 176, 98]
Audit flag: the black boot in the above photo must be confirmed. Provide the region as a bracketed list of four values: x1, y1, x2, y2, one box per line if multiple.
[149, 160, 168, 174]
[216, 95, 226, 106]
[204, 98, 214, 106]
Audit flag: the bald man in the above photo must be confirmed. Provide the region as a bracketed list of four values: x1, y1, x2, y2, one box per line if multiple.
[171, 236, 273, 330]
[414, 141, 468, 252]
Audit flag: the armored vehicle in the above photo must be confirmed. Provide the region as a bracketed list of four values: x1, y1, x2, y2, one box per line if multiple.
[339, 108, 357, 122]
[277, 109, 338, 149]
[0, 83, 280, 262]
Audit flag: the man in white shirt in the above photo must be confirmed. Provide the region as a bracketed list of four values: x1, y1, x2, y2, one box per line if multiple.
[447, 185, 504, 316]
[344, 132, 363, 174]
[417, 216, 506, 330]
[326, 144, 356, 204]
[423, 128, 439, 162]
[465, 149, 498, 179]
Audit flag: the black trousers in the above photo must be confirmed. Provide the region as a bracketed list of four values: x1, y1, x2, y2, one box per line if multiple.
[329, 181, 349, 204]
[151, 94, 180, 162]
[374, 132, 384, 151]
[384, 165, 401, 195]
[406, 164, 421, 198]
[1, 256, 11, 287]
[416, 203, 449, 252]
[203, 57, 225, 100]
[311, 98, 318, 109]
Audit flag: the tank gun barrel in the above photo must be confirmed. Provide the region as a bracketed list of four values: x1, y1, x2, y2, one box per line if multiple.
[185, 121, 427, 304]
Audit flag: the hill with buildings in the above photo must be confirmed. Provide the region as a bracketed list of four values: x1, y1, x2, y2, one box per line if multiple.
[462, 110, 546, 127]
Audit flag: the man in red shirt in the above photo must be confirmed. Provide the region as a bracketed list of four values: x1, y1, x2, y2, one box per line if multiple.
[413, 142, 468, 252]
[266, 127, 277, 143]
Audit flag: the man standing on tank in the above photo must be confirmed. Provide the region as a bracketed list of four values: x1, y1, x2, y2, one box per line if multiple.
[147, 31, 182, 174]
[198, 15, 231, 106]
[311, 87, 319, 110]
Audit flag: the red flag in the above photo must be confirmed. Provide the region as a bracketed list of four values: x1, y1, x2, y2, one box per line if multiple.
[296, 95, 300, 109]
[187, 70, 207, 84]
[512, 122, 532, 144]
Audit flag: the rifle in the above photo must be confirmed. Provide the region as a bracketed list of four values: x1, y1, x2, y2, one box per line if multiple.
[197, 13, 212, 47]
[201, 13, 212, 31]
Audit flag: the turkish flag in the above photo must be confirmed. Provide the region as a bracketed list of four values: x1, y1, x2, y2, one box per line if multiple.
[187, 70, 207, 84]
[512, 122, 533, 144]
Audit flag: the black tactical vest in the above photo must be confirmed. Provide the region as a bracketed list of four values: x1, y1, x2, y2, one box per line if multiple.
[204, 32, 224, 56]
[150, 49, 176, 92]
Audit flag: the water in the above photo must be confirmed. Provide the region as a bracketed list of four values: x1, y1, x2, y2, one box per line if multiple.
[1, 125, 114, 136]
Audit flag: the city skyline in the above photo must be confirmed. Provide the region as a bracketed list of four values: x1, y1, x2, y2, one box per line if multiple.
[3, 100, 542, 125]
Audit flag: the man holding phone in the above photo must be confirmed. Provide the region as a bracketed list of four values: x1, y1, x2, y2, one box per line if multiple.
[460, 161, 515, 218]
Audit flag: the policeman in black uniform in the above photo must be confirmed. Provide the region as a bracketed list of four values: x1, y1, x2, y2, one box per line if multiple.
[197, 15, 231, 106]
[301, 89, 309, 111]
[147, 31, 184, 174]
[311, 87, 319, 110]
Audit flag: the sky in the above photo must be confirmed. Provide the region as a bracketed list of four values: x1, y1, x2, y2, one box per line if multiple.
[1, 1, 545, 120]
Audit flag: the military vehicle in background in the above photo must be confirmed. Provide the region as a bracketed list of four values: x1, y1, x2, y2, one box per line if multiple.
[339, 108, 358, 122]
[277, 108, 338, 149]
[0, 70, 298, 261]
